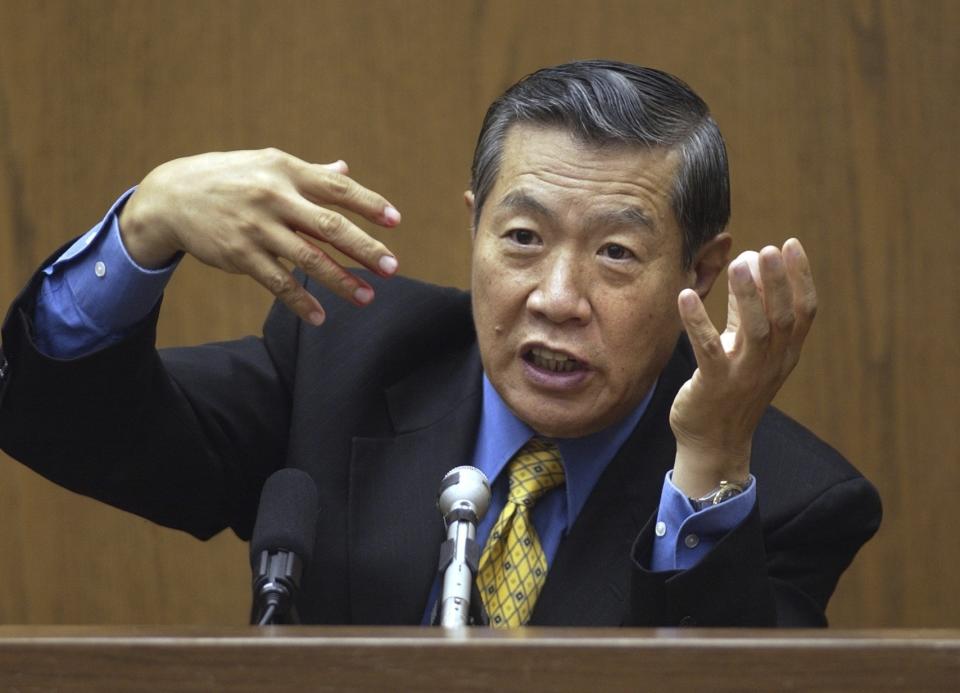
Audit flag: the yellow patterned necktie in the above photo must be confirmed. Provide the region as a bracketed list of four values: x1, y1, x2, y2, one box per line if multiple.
[477, 438, 565, 628]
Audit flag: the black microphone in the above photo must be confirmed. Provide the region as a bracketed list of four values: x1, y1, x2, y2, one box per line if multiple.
[249, 468, 319, 626]
[436, 466, 491, 627]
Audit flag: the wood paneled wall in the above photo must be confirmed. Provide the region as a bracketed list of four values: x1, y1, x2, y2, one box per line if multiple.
[0, 0, 956, 627]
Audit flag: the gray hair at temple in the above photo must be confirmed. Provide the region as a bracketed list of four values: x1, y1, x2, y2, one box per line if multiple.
[469, 60, 730, 269]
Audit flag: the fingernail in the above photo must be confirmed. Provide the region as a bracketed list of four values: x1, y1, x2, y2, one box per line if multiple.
[732, 261, 750, 281]
[354, 286, 374, 304]
[382, 206, 402, 226]
[309, 311, 325, 326]
[379, 255, 398, 274]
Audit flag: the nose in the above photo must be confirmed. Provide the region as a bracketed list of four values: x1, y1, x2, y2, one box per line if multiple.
[526, 251, 592, 324]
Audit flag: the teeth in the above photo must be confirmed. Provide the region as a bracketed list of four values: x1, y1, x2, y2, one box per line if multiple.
[530, 347, 579, 373]
[532, 346, 571, 362]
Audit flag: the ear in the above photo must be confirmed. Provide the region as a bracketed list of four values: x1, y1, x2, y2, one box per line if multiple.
[464, 190, 476, 236]
[689, 232, 732, 299]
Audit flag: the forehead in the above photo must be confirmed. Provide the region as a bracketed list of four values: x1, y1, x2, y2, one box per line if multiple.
[487, 125, 680, 225]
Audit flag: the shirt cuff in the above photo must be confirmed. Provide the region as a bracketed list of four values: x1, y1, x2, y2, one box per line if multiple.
[650, 470, 757, 571]
[35, 187, 180, 358]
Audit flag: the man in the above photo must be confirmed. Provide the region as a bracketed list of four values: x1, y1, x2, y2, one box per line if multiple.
[0, 61, 880, 626]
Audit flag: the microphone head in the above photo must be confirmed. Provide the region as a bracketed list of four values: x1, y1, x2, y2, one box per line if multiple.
[250, 468, 320, 567]
[437, 466, 491, 521]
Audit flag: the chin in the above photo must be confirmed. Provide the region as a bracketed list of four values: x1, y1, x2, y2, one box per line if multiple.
[530, 422, 594, 439]
[514, 404, 605, 439]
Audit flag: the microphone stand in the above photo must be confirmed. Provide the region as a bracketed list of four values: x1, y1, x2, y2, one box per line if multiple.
[435, 466, 490, 627]
[438, 506, 482, 627]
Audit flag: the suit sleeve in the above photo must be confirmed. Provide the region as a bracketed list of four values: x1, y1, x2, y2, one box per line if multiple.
[629, 464, 881, 627]
[0, 244, 301, 540]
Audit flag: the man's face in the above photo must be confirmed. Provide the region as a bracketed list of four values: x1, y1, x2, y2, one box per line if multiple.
[470, 125, 698, 438]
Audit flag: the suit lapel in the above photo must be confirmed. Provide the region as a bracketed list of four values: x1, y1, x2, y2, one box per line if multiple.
[346, 335, 694, 626]
[531, 340, 693, 625]
[347, 343, 483, 624]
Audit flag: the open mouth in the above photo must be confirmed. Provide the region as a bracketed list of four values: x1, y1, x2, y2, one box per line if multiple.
[523, 346, 586, 374]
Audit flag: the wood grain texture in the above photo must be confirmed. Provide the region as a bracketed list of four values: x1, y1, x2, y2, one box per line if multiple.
[0, 627, 958, 692]
[0, 0, 956, 627]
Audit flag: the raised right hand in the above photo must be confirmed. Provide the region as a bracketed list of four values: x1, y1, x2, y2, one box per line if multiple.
[118, 148, 401, 325]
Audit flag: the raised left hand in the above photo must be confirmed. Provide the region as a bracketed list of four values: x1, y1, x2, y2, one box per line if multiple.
[669, 238, 818, 497]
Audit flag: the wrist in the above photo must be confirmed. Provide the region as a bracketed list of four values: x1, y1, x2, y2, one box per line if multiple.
[672, 442, 750, 498]
[118, 189, 180, 269]
[687, 478, 750, 511]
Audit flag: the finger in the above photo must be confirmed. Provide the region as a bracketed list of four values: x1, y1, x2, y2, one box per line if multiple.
[261, 225, 377, 307]
[732, 250, 762, 288]
[724, 270, 740, 338]
[783, 238, 817, 342]
[293, 159, 401, 228]
[723, 250, 759, 340]
[280, 195, 399, 278]
[239, 251, 327, 326]
[678, 289, 726, 377]
[758, 245, 796, 346]
[729, 258, 770, 352]
[319, 160, 350, 176]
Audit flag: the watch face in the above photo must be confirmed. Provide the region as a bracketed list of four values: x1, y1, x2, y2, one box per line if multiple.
[715, 487, 741, 504]
[691, 482, 744, 511]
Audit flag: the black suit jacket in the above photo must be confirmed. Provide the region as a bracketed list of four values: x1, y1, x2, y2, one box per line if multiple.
[0, 257, 882, 627]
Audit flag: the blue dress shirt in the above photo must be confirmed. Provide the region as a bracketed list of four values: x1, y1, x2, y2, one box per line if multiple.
[33, 190, 756, 622]
[470, 375, 654, 572]
[34, 188, 178, 359]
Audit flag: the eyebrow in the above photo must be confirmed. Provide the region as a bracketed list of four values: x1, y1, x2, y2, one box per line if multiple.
[500, 190, 555, 219]
[498, 190, 656, 233]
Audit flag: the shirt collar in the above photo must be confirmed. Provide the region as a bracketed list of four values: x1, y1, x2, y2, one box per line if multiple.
[472, 374, 655, 530]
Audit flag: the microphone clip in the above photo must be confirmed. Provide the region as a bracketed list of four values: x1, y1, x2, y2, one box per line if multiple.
[250, 549, 303, 625]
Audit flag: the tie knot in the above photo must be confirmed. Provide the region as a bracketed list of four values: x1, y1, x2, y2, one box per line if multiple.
[507, 438, 565, 507]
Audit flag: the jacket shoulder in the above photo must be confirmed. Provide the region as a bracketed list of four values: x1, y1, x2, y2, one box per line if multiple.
[294, 271, 474, 364]
[752, 407, 881, 528]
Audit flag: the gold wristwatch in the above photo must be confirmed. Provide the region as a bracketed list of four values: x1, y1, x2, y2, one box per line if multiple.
[689, 479, 747, 511]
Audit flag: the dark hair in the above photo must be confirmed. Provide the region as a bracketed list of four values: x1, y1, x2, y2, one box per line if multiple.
[469, 60, 730, 268]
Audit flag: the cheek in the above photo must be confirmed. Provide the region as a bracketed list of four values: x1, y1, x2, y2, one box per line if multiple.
[473, 263, 502, 321]
[473, 247, 529, 318]
[471, 252, 516, 355]
[598, 287, 682, 373]
[471, 238, 506, 289]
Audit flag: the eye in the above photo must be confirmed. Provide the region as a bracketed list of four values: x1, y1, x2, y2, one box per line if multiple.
[599, 243, 635, 261]
[508, 228, 540, 246]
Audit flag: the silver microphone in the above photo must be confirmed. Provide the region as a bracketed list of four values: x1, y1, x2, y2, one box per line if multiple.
[436, 466, 491, 627]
